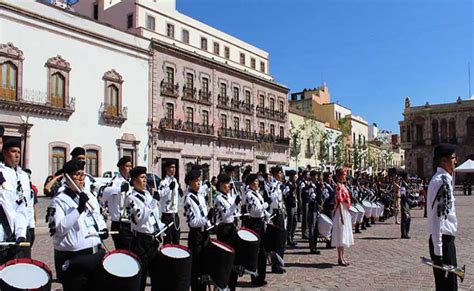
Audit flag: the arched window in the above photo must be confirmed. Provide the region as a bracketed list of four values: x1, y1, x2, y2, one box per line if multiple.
[102, 70, 123, 118]
[0, 62, 17, 100]
[467, 117, 474, 138]
[52, 147, 66, 174]
[440, 119, 448, 143]
[431, 119, 439, 145]
[86, 149, 99, 177]
[107, 84, 119, 116]
[51, 73, 65, 107]
[449, 118, 456, 143]
[201, 163, 210, 182]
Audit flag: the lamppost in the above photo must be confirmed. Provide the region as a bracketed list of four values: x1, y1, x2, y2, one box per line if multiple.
[20, 115, 29, 169]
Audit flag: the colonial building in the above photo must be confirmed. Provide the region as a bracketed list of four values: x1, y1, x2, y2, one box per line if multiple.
[399, 97, 474, 179]
[74, 0, 290, 183]
[0, 0, 151, 187]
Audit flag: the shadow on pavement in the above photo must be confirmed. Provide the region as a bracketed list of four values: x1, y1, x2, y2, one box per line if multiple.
[360, 237, 399, 240]
[285, 262, 335, 269]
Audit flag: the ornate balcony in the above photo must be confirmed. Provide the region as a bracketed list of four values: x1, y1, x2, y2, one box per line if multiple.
[230, 99, 254, 115]
[160, 80, 179, 98]
[218, 128, 256, 141]
[256, 107, 286, 121]
[198, 90, 212, 105]
[182, 86, 198, 102]
[159, 118, 214, 136]
[0, 88, 75, 118]
[217, 95, 230, 109]
[99, 102, 127, 125]
[256, 133, 290, 146]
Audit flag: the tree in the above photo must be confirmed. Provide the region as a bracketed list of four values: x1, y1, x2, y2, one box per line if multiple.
[337, 117, 352, 166]
[289, 121, 304, 167]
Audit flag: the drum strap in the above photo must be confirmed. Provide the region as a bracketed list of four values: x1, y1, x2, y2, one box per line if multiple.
[61, 190, 100, 233]
[189, 194, 205, 217]
[0, 205, 12, 239]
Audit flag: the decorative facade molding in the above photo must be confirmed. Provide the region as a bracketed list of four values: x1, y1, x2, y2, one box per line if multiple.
[45, 55, 71, 72]
[0, 42, 24, 60]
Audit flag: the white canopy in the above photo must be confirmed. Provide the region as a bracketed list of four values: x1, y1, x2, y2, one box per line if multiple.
[455, 159, 474, 173]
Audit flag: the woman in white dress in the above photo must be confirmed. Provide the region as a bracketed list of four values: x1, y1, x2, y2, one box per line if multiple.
[331, 168, 354, 266]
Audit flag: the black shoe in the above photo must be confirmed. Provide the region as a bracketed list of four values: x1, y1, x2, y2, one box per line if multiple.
[338, 260, 348, 267]
[310, 249, 321, 254]
[251, 280, 268, 287]
[401, 235, 411, 239]
[302, 234, 309, 240]
[361, 226, 367, 230]
[355, 229, 361, 233]
[272, 266, 286, 274]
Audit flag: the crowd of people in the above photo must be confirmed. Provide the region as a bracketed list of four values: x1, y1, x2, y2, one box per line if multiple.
[0, 136, 462, 291]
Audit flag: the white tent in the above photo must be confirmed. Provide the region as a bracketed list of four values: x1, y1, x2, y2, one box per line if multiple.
[455, 159, 474, 173]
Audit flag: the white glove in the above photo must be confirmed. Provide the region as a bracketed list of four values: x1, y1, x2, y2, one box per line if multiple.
[262, 202, 269, 209]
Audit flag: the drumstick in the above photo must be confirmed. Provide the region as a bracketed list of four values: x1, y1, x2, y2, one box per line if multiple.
[64, 173, 96, 211]
[85, 231, 119, 238]
[155, 221, 174, 238]
[0, 242, 31, 247]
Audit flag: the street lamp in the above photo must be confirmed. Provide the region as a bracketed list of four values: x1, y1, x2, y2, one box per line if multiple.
[20, 114, 29, 169]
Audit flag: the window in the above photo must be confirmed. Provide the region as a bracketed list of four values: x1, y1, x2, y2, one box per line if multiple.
[93, 3, 98, 20]
[260, 61, 265, 72]
[240, 53, 245, 65]
[166, 67, 174, 84]
[146, 15, 156, 31]
[245, 119, 251, 133]
[202, 110, 209, 126]
[51, 73, 65, 108]
[251, 58, 256, 69]
[166, 103, 174, 120]
[182, 29, 189, 43]
[259, 95, 265, 108]
[280, 126, 284, 138]
[353, 133, 356, 144]
[123, 148, 135, 166]
[86, 149, 99, 177]
[127, 13, 133, 29]
[201, 37, 208, 50]
[406, 125, 411, 142]
[278, 100, 284, 113]
[202, 78, 209, 93]
[185, 73, 193, 89]
[224, 46, 230, 59]
[233, 87, 239, 102]
[269, 98, 275, 112]
[467, 117, 474, 138]
[220, 114, 227, 129]
[432, 120, 439, 145]
[106, 85, 119, 116]
[270, 124, 275, 136]
[213, 42, 220, 55]
[449, 118, 456, 142]
[220, 83, 227, 97]
[0, 62, 17, 100]
[245, 90, 251, 104]
[440, 119, 448, 143]
[186, 107, 193, 124]
[52, 147, 66, 175]
[259, 122, 265, 135]
[234, 117, 239, 130]
[166, 23, 175, 38]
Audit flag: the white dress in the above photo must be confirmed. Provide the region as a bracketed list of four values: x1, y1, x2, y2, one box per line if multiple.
[331, 185, 354, 248]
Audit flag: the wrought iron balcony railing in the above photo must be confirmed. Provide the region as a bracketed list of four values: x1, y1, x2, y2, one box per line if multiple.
[159, 118, 214, 135]
[218, 128, 256, 141]
[160, 80, 179, 98]
[99, 102, 127, 125]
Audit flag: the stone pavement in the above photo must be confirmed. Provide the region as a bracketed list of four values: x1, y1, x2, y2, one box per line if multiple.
[31, 195, 474, 290]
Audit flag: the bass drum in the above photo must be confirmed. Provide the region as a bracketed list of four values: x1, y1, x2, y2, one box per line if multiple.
[0, 258, 52, 291]
[263, 223, 287, 254]
[204, 239, 235, 289]
[349, 206, 358, 226]
[318, 213, 333, 238]
[155, 244, 192, 291]
[354, 203, 365, 224]
[99, 250, 141, 291]
[234, 228, 260, 272]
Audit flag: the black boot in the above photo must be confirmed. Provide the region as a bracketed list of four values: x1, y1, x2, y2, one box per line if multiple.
[355, 223, 361, 233]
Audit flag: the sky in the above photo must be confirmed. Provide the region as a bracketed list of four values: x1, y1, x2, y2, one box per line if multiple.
[177, 0, 473, 133]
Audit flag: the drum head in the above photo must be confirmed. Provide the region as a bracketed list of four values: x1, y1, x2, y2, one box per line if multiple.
[0, 262, 49, 289]
[162, 246, 191, 259]
[319, 213, 332, 223]
[362, 201, 371, 207]
[237, 229, 258, 242]
[103, 253, 140, 278]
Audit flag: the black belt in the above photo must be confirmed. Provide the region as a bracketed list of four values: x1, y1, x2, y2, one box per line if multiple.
[134, 231, 158, 238]
[55, 245, 102, 256]
[442, 234, 455, 242]
[189, 226, 207, 232]
[162, 213, 178, 216]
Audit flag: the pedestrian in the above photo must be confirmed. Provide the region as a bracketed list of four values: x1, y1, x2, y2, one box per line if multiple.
[331, 167, 354, 266]
[400, 178, 412, 239]
[427, 144, 459, 291]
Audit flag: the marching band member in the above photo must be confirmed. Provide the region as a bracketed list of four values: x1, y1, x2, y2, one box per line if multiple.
[101, 156, 133, 250]
[427, 144, 458, 291]
[307, 170, 323, 255]
[299, 170, 310, 239]
[284, 170, 298, 247]
[184, 169, 211, 291]
[322, 172, 337, 244]
[243, 173, 270, 287]
[48, 159, 108, 291]
[127, 166, 165, 291]
[0, 141, 28, 264]
[0, 139, 34, 258]
[400, 177, 412, 239]
[158, 160, 182, 244]
[69, 147, 97, 195]
[267, 166, 286, 274]
[214, 173, 240, 290]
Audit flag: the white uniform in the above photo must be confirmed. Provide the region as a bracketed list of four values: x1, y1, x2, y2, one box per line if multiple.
[158, 176, 179, 214]
[49, 187, 106, 252]
[244, 189, 270, 219]
[127, 188, 164, 234]
[184, 191, 210, 229]
[0, 164, 34, 229]
[267, 177, 284, 211]
[101, 174, 131, 222]
[427, 167, 457, 256]
[0, 175, 28, 241]
[213, 191, 238, 224]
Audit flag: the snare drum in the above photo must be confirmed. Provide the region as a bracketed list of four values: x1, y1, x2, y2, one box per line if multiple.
[370, 202, 378, 218]
[377, 202, 385, 217]
[362, 201, 372, 217]
[204, 239, 235, 289]
[355, 203, 365, 223]
[0, 258, 52, 291]
[100, 250, 141, 291]
[155, 245, 192, 291]
[318, 213, 333, 238]
[349, 206, 358, 226]
[263, 223, 287, 254]
[234, 228, 260, 272]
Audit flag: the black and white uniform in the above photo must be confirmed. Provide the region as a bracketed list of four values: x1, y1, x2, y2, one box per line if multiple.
[283, 180, 297, 244]
[243, 188, 270, 284]
[266, 177, 286, 268]
[0, 164, 34, 258]
[400, 183, 412, 238]
[307, 182, 324, 251]
[299, 179, 309, 237]
[184, 190, 210, 291]
[427, 167, 458, 291]
[49, 187, 106, 291]
[102, 173, 133, 250]
[158, 175, 181, 244]
[127, 187, 165, 291]
[0, 170, 28, 264]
